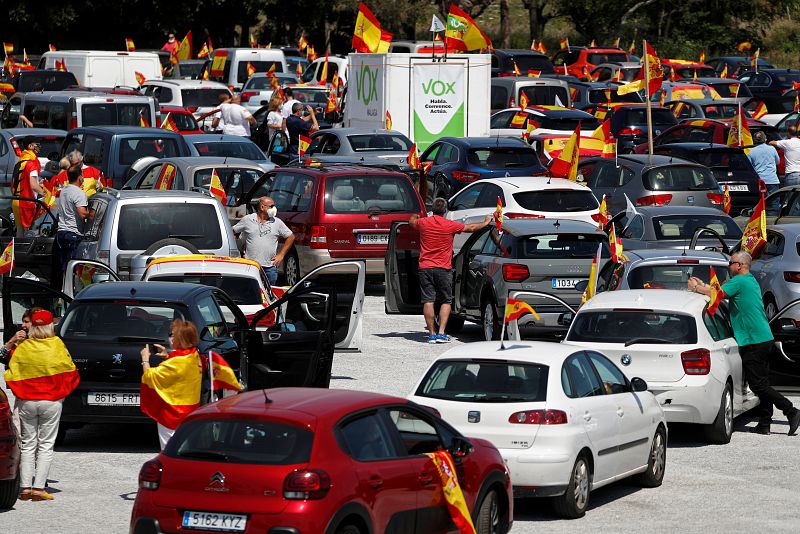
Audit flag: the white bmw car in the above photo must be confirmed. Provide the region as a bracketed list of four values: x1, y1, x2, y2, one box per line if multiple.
[563, 289, 760, 444]
[409, 341, 666, 518]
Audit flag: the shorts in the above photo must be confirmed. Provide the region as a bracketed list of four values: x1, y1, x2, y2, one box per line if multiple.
[419, 267, 453, 304]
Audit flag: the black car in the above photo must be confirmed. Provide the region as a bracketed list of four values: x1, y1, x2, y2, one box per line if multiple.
[8, 70, 78, 93]
[738, 69, 800, 100]
[652, 143, 760, 213]
[705, 56, 774, 78]
[2, 260, 363, 442]
[491, 49, 555, 77]
[692, 77, 753, 99]
[421, 137, 546, 199]
[567, 80, 643, 110]
[605, 104, 679, 153]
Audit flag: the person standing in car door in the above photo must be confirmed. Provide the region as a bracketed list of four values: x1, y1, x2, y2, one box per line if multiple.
[232, 196, 295, 285]
[54, 166, 90, 275]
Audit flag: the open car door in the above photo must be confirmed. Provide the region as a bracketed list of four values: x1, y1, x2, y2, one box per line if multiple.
[286, 260, 366, 352]
[246, 284, 336, 390]
[62, 259, 121, 299]
[768, 299, 800, 394]
[267, 130, 292, 166]
[0, 195, 58, 285]
[2, 277, 72, 343]
[385, 221, 423, 314]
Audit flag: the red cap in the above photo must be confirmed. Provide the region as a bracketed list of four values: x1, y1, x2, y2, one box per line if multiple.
[31, 310, 54, 326]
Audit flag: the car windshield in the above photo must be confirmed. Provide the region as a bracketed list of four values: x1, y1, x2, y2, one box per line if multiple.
[324, 175, 421, 214]
[508, 55, 554, 73]
[117, 203, 223, 250]
[512, 190, 599, 212]
[181, 89, 228, 108]
[644, 166, 717, 191]
[467, 147, 540, 169]
[517, 233, 609, 259]
[652, 215, 742, 240]
[165, 419, 313, 465]
[17, 72, 77, 92]
[691, 150, 753, 171]
[588, 89, 642, 104]
[163, 112, 198, 132]
[237, 61, 283, 84]
[416, 360, 548, 403]
[118, 137, 182, 165]
[628, 263, 730, 290]
[82, 103, 154, 127]
[586, 53, 628, 65]
[346, 134, 412, 152]
[149, 274, 261, 305]
[192, 141, 266, 161]
[60, 301, 186, 341]
[620, 108, 678, 126]
[568, 310, 698, 344]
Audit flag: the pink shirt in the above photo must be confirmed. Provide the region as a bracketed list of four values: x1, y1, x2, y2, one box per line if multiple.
[414, 215, 465, 270]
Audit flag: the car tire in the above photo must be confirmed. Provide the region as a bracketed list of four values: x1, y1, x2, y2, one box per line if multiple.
[444, 315, 465, 334]
[335, 525, 361, 534]
[475, 489, 507, 534]
[553, 454, 592, 519]
[284, 249, 301, 287]
[482, 300, 500, 341]
[764, 295, 778, 320]
[143, 238, 200, 256]
[0, 471, 20, 510]
[635, 426, 667, 488]
[704, 383, 734, 444]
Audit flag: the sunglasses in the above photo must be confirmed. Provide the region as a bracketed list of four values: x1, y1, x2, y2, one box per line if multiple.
[729, 261, 741, 266]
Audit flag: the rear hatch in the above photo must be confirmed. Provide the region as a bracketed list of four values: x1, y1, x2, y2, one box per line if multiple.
[565, 308, 699, 382]
[642, 165, 720, 207]
[511, 189, 599, 221]
[466, 146, 546, 178]
[649, 213, 742, 249]
[413, 358, 549, 449]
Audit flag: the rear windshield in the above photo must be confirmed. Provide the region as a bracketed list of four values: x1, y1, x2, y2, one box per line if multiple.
[149, 274, 261, 305]
[467, 147, 540, 169]
[540, 116, 600, 131]
[513, 190, 599, 212]
[117, 203, 223, 250]
[165, 419, 313, 465]
[643, 166, 717, 191]
[628, 263, 730, 290]
[507, 55, 554, 74]
[192, 140, 266, 161]
[166, 112, 198, 132]
[118, 137, 182, 165]
[60, 302, 186, 341]
[293, 89, 330, 106]
[568, 310, 698, 344]
[324, 175, 420, 214]
[245, 74, 296, 90]
[347, 134, 412, 152]
[17, 72, 77, 92]
[690, 150, 753, 171]
[586, 53, 628, 65]
[588, 89, 642, 104]
[700, 104, 740, 119]
[710, 82, 751, 98]
[181, 89, 228, 108]
[652, 215, 742, 240]
[17, 135, 63, 159]
[416, 360, 548, 403]
[520, 86, 570, 107]
[82, 103, 153, 127]
[237, 61, 283, 84]
[178, 62, 205, 79]
[619, 108, 678, 126]
[517, 233, 608, 259]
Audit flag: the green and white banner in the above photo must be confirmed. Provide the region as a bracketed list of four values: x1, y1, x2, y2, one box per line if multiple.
[412, 63, 465, 151]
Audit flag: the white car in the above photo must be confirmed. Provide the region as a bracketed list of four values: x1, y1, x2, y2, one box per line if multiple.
[140, 79, 232, 119]
[563, 289, 760, 444]
[489, 107, 600, 138]
[409, 340, 666, 519]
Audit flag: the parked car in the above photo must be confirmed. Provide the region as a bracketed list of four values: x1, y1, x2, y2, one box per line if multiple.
[738, 69, 800, 100]
[492, 49, 555, 77]
[527, 133, 607, 167]
[750, 224, 800, 319]
[650, 82, 721, 104]
[743, 93, 797, 126]
[240, 72, 299, 113]
[598, 104, 678, 152]
[551, 46, 630, 79]
[567, 80, 643, 110]
[304, 128, 414, 170]
[489, 107, 599, 138]
[589, 62, 642, 83]
[421, 137, 547, 199]
[660, 59, 715, 80]
[186, 134, 274, 173]
[157, 106, 203, 135]
[207, 48, 289, 90]
[774, 111, 799, 136]
[300, 55, 348, 85]
[692, 78, 752, 99]
[665, 98, 751, 121]
[0, 385, 20, 510]
[563, 289, 760, 443]
[6, 69, 78, 93]
[129, 387, 513, 534]
[705, 56, 774, 77]
[490, 77, 571, 114]
[176, 59, 208, 80]
[140, 79, 232, 119]
[410, 340, 666, 518]
[735, 185, 800, 225]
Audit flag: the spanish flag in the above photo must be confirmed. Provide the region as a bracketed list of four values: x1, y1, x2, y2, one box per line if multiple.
[385, 110, 392, 130]
[49, 44, 57, 52]
[209, 168, 227, 205]
[307, 45, 318, 62]
[609, 223, 624, 263]
[140, 348, 202, 429]
[510, 111, 527, 128]
[425, 451, 476, 534]
[247, 61, 256, 78]
[707, 266, 724, 315]
[125, 38, 136, 52]
[298, 35, 308, 51]
[4, 337, 80, 401]
[720, 65, 728, 79]
[699, 50, 705, 63]
[326, 87, 338, 113]
[727, 106, 752, 149]
[596, 195, 609, 230]
[505, 298, 539, 323]
[352, 2, 393, 53]
[581, 243, 603, 305]
[741, 194, 767, 257]
[0, 239, 13, 275]
[494, 196, 503, 233]
[203, 351, 241, 391]
[519, 92, 529, 110]
[175, 31, 193, 61]
[299, 135, 312, 157]
[155, 163, 176, 190]
[737, 41, 752, 52]
[135, 71, 146, 85]
[197, 42, 210, 59]
[751, 48, 762, 67]
[549, 123, 581, 181]
[407, 143, 421, 169]
[560, 38, 569, 51]
[445, 3, 492, 53]
[592, 119, 615, 158]
[3, 43, 13, 55]
[723, 185, 731, 214]
[55, 58, 67, 72]
[319, 53, 329, 85]
[161, 112, 179, 132]
[139, 112, 150, 127]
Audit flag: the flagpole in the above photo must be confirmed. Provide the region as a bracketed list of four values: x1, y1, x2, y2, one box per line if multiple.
[644, 39, 654, 161]
[208, 350, 216, 403]
[498, 291, 509, 349]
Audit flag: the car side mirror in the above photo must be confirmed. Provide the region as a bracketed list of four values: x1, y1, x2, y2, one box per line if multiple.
[574, 280, 589, 293]
[448, 436, 474, 459]
[226, 195, 237, 207]
[631, 377, 648, 392]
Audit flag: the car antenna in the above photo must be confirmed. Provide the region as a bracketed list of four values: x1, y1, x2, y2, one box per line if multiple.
[682, 239, 687, 256]
[262, 389, 272, 404]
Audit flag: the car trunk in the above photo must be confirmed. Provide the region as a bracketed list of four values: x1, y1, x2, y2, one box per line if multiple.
[570, 342, 694, 382]
[64, 339, 150, 384]
[435, 399, 545, 450]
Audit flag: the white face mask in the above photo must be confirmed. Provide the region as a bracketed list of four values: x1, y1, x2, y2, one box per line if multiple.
[267, 206, 278, 218]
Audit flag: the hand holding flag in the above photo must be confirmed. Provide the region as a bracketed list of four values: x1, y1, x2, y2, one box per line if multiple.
[706, 267, 724, 315]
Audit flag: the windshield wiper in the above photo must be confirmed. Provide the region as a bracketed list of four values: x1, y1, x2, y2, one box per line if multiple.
[624, 337, 673, 347]
[177, 450, 230, 461]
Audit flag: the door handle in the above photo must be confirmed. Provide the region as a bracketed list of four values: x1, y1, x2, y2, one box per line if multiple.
[617, 408, 624, 417]
[583, 412, 592, 422]
[418, 472, 434, 485]
[268, 333, 281, 341]
[368, 475, 383, 489]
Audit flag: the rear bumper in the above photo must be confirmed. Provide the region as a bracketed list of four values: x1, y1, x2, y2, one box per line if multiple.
[61, 384, 151, 425]
[296, 247, 385, 277]
[649, 378, 725, 424]
[499, 447, 573, 490]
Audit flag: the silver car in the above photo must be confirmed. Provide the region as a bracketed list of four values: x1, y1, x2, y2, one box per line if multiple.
[596, 249, 730, 293]
[750, 224, 800, 318]
[305, 128, 414, 170]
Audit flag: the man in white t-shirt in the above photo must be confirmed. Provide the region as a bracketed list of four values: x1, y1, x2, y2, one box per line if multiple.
[771, 125, 800, 186]
[281, 87, 299, 119]
[211, 94, 256, 137]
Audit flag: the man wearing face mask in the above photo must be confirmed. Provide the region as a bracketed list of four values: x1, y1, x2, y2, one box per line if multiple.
[161, 33, 179, 55]
[232, 196, 295, 285]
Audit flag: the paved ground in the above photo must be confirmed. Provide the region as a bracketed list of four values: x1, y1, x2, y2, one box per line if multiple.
[2, 294, 800, 533]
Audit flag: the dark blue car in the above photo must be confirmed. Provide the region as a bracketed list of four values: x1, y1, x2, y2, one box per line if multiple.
[420, 137, 546, 199]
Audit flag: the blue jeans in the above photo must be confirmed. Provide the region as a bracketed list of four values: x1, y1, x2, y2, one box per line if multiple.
[261, 265, 277, 286]
[785, 172, 800, 187]
[766, 183, 780, 214]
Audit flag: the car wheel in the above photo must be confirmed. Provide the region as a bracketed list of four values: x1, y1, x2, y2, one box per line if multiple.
[445, 315, 465, 334]
[55, 426, 69, 447]
[553, 454, 591, 519]
[482, 300, 500, 341]
[635, 426, 666, 488]
[335, 525, 361, 534]
[704, 383, 734, 444]
[284, 249, 300, 287]
[0, 471, 20, 510]
[475, 489, 507, 534]
[764, 295, 778, 320]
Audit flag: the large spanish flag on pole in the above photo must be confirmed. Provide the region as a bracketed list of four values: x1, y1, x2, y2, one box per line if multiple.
[425, 451, 477, 534]
[445, 4, 492, 52]
[741, 194, 767, 257]
[4, 337, 80, 401]
[352, 2, 393, 53]
[549, 123, 581, 181]
[175, 31, 193, 61]
[140, 349, 202, 430]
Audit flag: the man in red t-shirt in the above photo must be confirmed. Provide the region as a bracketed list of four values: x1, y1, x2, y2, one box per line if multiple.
[410, 198, 491, 343]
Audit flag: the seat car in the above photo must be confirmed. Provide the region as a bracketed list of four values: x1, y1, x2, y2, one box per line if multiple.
[409, 341, 666, 518]
[489, 107, 599, 138]
[551, 46, 630, 79]
[421, 137, 547, 199]
[385, 219, 610, 339]
[577, 154, 723, 213]
[491, 49, 555, 77]
[566, 80, 643, 110]
[563, 289, 760, 443]
[1, 260, 365, 440]
[243, 164, 426, 285]
[599, 104, 678, 153]
[0, 385, 20, 510]
[738, 69, 800, 100]
[129, 388, 513, 534]
[665, 98, 751, 121]
[490, 78, 570, 114]
[140, 79, 232, 119]
[186, 134, 274, 173]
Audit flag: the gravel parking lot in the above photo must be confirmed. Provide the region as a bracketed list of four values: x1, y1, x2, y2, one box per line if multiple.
[2, 294, 799, 533]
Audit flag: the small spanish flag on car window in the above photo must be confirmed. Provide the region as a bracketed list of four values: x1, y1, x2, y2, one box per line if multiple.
[707, 267, 724, 315]
[135, 71, 146, 86]
[203, 351, 240, 392]
[385, 110, 392, 130]
[504, 298, 539, 323]
[209, 169, 228, 205]
[299, 135, 312, 157]
[247, 61, 256, 78]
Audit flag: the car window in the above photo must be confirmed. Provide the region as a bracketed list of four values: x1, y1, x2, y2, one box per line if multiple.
[116, 202, 223, 250]
[435, 143, 458, 165]
[597, 261, 626, 292]
[339, 413, 397, 461]
[60, 301, 186, 341]
[621, 214, 645, 239]
[586, 351, 629, 394]
[652, 215, 742, 240]
[346, 134, 411, 152]
[192, 141, 266, 161]
[568, 310, 698, 344]
[762, 231, 785, 257]
[82, 134, 105, 167]
[195, 167, 261, 193]
[467, 147, 539, 170]
[267, 172, 315, 212]
[490, 110, 514, 129]
[563, 353, 605, 398]
[481, 227, 503, 256]
[518, 233, 609, 259]
[490, 86, 508, 110]
[451, 184, 484, 211]
[478, 183, 504, 208]
[628, 263, 729, 290]
[422, 143, 441, 162]
[118, 137, 182, 166]
[324, 175, 421, 214]
[512, 190, 598, 212]
[196, 294, 228, 337]
[561, 366, 574, 397]
[415, 359, 548, 402]
[151, 275, 262, 305]
[644, 166, 717, 191]
[386, 408, 443, 456]
[137, 163, 165, 189]
[182, 89, 228, 108]
[82, 103, 153, 127]
[83, 198, 109, 240]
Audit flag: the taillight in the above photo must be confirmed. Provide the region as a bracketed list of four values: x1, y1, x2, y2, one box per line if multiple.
[707, 193, 723, 205]
[452, 170, 480, 182]
[138, 459, 162, 490]
[636, 194, 673, 206]
[283, 469, 331, 500]
[508, 97, 516, 107]
[310, 225, 328, 249]
[241, 91, 257, 102]
[618, 127, 643, 136]
[70, 115, 78, 130]
[784, 272, 800, 283]
[681, 348, 711, 375]
[502, 263, 529, 282]
[509, 409, 568, 424]
[505, 212, 544, 219]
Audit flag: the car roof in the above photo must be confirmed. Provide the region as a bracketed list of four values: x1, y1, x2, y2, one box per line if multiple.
[74, 281, 210, 301]
[656, 142, 742, 152]
[694, 77, 742, 84]
[666, 98, 741, 106]
[634, 205, 732, 216]
[590, 154, 697, 168]
[275, 164, 406, 177]
[496, 107, 593, 118]
[593, 62, 640, 69]
[503, 218, 602, 236]
[579, 289, 709, 313]
[101, 189, 219, 201]
[71, 126, 181, 136]
[481, 176, 592, 191]
[430, 340, 588, 366]
[157, 156, 259, 167]
[766, 223, 800, 237]
[145, 79, 229, 89]
[2, 128, 65, 137]
[493, 49, 549, 57]
[322, 128, 403, 136]
[439, 136, 529, 148]
[623, 248, 729, 263]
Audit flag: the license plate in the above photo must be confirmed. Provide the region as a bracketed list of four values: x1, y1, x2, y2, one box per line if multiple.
[86, 392, 140, 406]
[726, 184, 748, 192]
[182, 511, 247, 532]
[357, 233, 389, 245]
[552, 277, 582, 289]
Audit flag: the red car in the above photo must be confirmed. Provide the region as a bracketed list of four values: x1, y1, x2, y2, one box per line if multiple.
[0, 386, 20, 510]
[551, 46, 630, 79]
[159, 106, 204, 135]
[130, 388, 513, 534]
[660, 59, 716, 81]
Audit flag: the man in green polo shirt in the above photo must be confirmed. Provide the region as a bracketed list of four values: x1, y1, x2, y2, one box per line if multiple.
[690, 251, 800, 435]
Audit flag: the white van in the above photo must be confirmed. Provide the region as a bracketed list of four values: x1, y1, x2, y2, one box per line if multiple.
[300, 56, 349, 86]
[207, 48, 288, 90]
[38, 51, 163, 88]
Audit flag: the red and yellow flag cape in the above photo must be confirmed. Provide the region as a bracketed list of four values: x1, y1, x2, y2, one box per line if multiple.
[425, 451, 476, 534]
[140, 348, 202, 429]
[4, 337, 80, 400]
